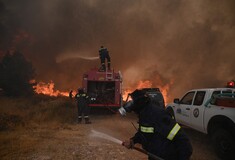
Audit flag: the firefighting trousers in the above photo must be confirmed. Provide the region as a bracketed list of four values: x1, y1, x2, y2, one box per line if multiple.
[77, 104, 90, 118]
[100, 55, 111, 69]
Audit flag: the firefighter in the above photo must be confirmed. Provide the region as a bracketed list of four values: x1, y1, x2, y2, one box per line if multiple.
[99, 46, 111, 71]
[75, 88, 91, 124]
[121, 89, 193, 160]
[69, 90, 73, 99]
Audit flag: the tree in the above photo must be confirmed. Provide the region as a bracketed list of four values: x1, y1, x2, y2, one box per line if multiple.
[0, 51, 36, 96]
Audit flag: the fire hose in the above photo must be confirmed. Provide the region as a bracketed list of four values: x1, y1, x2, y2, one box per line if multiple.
[121, 142, 164, 160]
[133, 146, 164, 160]
[90, 130, 164, 160]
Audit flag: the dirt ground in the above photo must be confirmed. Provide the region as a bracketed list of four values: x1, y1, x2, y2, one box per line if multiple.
[0, 96, 220, 160]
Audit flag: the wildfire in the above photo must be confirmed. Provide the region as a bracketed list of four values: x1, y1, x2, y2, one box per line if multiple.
[33, 81, 69, 97]
[33, 79, 173, 104]
[122, 80, 173, 104]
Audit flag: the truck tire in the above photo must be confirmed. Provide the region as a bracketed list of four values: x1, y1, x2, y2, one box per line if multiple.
[165, 107, 175, 120]
[212, 129, 235, 160]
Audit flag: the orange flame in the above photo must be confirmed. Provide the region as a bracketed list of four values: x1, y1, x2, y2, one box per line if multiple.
[122, 80, 173, 104]
[33, 81, 69, 97]
[33, 79, 173, 104]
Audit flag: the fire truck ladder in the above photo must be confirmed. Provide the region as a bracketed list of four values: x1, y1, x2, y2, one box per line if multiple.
[106, 70, 113, 80]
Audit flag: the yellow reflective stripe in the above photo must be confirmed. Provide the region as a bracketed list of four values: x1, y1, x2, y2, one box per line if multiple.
[82, 94, 86, 96]
[140, 126, 154, 133]
[167, 123, 181, 140]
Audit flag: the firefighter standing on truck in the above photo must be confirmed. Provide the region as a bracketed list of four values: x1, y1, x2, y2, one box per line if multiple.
[75, 88, 91, 124]
[121, 89, 193, 160]
[99, 46, 111, 71]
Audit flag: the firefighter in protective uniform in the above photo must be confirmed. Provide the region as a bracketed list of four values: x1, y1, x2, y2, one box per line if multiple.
[75, 88, 91, 124]
[99, 46, 111, 71]
[121, 89, 193, 160]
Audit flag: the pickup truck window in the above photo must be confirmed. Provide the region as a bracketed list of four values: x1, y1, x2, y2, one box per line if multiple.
[212, 91, 220, 97]
[222, 90, 233, 97]
[193, 91, 206, 105]
[211, 91, 220, 104]
[212, 90, 233, 98]
[180, 91, 195, 105]
[210, 90, 235, 105]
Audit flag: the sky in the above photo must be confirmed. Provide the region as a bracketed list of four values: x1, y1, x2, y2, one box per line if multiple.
[0, 0, 235, 101]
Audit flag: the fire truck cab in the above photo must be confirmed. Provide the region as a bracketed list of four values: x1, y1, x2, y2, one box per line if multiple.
[82, 68, 123, 108]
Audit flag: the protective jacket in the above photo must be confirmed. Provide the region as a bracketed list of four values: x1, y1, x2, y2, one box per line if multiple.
[132, 102, 193, 160]
[75, 93, 90, 119]
[99, 48, 110, 60]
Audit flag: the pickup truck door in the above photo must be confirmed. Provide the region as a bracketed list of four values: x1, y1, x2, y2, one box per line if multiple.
[175, 91, 195, 126]
[190, 91, 206, 132]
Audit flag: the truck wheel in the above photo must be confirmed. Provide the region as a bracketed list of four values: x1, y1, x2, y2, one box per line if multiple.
[165, 107, 175, 120]
[212, 129, 235, 160]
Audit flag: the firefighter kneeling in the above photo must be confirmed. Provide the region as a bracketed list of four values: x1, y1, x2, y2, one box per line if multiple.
[120, 89, 193, 160]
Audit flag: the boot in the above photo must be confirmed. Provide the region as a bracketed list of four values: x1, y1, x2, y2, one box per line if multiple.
[85, 118, 91, 124]
[99, 64, 106, 72]
[77, 117, 82, 124]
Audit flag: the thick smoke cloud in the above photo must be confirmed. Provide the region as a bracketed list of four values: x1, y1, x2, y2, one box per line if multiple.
[1, 0, 235, 101]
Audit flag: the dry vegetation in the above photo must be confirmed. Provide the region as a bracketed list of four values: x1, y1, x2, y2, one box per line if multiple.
[0, 95, 145, 160]
[0, 96, 219, 160]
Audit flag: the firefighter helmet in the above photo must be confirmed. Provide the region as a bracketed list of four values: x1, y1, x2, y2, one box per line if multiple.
[78, 88, 84, 93]
[130, 89, 150, 113]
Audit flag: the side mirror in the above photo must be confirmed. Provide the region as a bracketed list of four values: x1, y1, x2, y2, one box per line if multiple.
[174, 98, 180, 104]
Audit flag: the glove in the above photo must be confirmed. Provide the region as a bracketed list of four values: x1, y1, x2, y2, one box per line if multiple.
[122, 139, 134, 149]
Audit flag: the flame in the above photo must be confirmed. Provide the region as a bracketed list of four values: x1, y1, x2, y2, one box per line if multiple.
[122, 80, 173, 104]
[33, 81, 69, 97]
[29, 79, 36, 84]
[33, 79, 173, 104]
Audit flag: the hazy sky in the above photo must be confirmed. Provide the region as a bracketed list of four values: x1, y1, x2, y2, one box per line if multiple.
[1, 0, 235, 101]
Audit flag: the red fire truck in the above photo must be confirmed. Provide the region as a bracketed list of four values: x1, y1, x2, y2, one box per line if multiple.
[82, 68, 123, 108]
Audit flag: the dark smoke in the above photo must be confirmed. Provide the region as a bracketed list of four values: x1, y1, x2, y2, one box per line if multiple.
[1, 0, 235, 101]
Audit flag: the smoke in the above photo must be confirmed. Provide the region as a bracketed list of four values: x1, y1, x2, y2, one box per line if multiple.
[1, 0, 235, 101]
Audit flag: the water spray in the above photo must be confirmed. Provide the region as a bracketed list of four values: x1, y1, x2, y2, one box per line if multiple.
[90, 130, 164, 160]
[90, 129, 122, 145]
[56, 54, 99, 63]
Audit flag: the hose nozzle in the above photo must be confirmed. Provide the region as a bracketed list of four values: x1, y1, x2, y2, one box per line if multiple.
[118, 107, 127, 116]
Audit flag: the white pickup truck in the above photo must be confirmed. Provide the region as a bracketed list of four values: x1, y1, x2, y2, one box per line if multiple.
[166, 88, 235, 159]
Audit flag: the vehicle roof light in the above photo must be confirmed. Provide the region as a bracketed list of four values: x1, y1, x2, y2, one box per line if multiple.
[227, 80, 235, 88]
